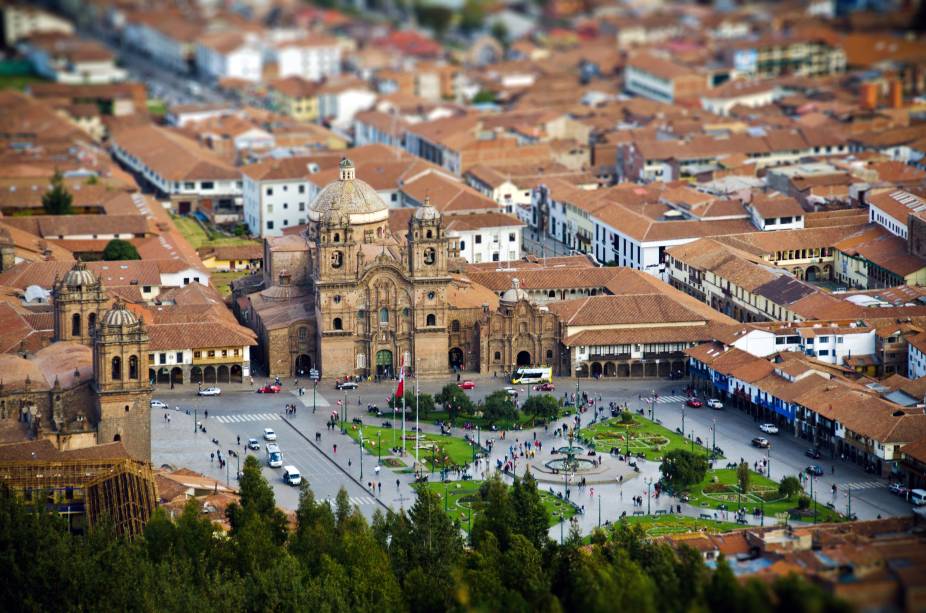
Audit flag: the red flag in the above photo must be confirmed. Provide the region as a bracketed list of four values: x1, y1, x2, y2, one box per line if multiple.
[395, 359, 405, 398]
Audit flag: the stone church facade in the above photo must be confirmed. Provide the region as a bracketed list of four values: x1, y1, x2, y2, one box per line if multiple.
[239, 159, 562, 379]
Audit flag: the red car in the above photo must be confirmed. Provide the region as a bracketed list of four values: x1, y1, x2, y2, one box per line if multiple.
[685, 398, 703, 408]
[534, 382, 556, 392]
[458, 380, 476, 390]
[257, 384, 282, 394]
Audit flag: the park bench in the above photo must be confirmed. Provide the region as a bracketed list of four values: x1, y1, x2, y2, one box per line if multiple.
[699, 513, 713, 520]
[654, 509, 668, 516]
[632, 510, 645, 516]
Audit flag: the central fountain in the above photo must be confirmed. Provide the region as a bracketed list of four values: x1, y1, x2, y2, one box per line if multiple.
[545, 429, 595, 473]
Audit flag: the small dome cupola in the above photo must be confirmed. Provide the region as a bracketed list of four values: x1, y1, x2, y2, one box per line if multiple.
[339, 157, 356, 181]
[500, 278, 529, 304]
[102, 300, 138, 327]
[63, 261, 97, 288]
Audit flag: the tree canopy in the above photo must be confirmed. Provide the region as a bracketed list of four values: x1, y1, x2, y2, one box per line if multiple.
[522, 394, 559, 422]
[102, 239, 141, 261]
[435, 383, 474, 421]
[659, 449, 709, 492]
[42, 171, 74, 215]
[483, 390, 517, 423]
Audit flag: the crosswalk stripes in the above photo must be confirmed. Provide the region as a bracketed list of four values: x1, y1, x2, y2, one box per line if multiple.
[324, 496, 377, 507]
[841, 480, 883, 490]
[291, 389, 331, 408]
[642, 395, 688, 404]
[214, 413, 282, 423]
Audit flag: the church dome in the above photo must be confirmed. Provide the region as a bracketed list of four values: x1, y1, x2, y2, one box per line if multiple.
[413, 197, 441, 222]
[101, 302, 138, 327]
[500, 278, 530, 304]
[308, 158, 389, 225]
[63, 262, 97, 287]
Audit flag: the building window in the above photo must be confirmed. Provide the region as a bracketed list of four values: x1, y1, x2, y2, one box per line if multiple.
[426, 313, 436, 326]
[333, 295, 341, 304]
[267, 221, 274, 230]
[142, 286, 151, 293]
[71, 313, 81, 337]
[176, 352, 183, 363]
[129, 355, 138, 379]
[159, 353, 167, 364]
[222, 350, 228, 357]
[424, 247, 436, 265]
[427, 291, 435, 300]
[299, 185, 305, 194]
[111, 356, 121, 379]
[494, 351, 501, 360]
[379, 307, 389, 324]
[194, 351, 201, 358]
[460, 240, 465, 250]
[298, 326, 307, 339]
[509, 233, 516, 241]
[451, 320, 460, 332]
[148, 353, 155, 362]
[333, 317, 343, 330]
[201, 181, 214, 190]
[475, 234, 482, 244]
[208, 350, 215, 358]
[266, 187, 273, 196]
[331, 251, 343, 268]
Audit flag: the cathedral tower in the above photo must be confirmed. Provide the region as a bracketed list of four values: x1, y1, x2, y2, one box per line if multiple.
[92, 301, 152, 460]
[53, 261, 108, 345]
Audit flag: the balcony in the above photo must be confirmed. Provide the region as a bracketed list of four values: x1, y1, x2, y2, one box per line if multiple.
[589, 352, 631, 361]
[192, 351, 243, 365]
[642, 351, 686, 360]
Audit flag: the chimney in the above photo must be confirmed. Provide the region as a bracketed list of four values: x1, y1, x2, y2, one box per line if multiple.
[859, 83, 878, 110]
[889, 79, 903, 109]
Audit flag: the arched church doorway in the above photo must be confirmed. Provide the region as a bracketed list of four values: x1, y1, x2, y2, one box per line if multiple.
[295, 354, 312, 376]
[376, 350, 393, 378]
[516, 351, 532, 366]
[449, 347, 464, 370]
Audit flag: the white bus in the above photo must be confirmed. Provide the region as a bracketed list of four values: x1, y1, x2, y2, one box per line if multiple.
[511, 367, 553, 385]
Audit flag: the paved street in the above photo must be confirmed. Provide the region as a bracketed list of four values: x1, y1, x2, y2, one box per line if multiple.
[152, 374, 917, 533]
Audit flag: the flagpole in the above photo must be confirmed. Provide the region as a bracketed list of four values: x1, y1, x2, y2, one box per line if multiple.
[415, 356, 420, 464]
[401, 355, 406, 455]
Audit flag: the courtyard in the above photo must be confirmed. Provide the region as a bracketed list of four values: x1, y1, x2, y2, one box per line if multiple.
[581, 413, 715, 461]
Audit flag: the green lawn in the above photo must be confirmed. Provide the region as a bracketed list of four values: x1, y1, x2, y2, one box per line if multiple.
[172, 215, 258, 249]
[0, 74, 44, 90]
[423, 405, 572, 430]
[342, 422, 480, 471]
[684, 469, 842, 523]
[146, 98, 167, 117]
[616, 515, 744, 536]
[210, 270, 251, 297]
[581, 414, 715, 461]
[420, 480, 576, 531]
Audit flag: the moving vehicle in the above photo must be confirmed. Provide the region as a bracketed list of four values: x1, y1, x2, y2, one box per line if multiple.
[911, 489, 926, 506]
[504, 386, 518, 396]
[888, 482, 908, 497]
[336, 380, 358, 390]
[805, 465, 824, 477]
[257, 384, 281, 394]
[805, 448, 822, 459]
[751, 437, 769, 448]
[247, 438, 260, 450]
[458, 380, 476, 390]
[534, 382, 556, 392]
[759, 423, 779, 435]
[282, 465, 302, 486]
[263, 428, 277, 441]
[511, 367, 552, 385]
[266, 444, 283, 468]
[198, 387, 221, 396]
[150, 399, 168, 410]
[686, 398, 703, 408]
[706, 399, 723, 409]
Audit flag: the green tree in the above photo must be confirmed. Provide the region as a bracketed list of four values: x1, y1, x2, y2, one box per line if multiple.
[42, 171, 74, 215]
[522, 394, 559, 423]
[435, 383, 474, 421]
[226, 455, 288, 546]
[736, 462, 751, 495]
[471, 475, 516, 550]
[483, 390, 517, 423]
[779, 475, 802, 500]
[510, 472, 550, 550]
[659, 449, 709, 492]
[490, 21, 509, 48]
[414, 3, 453, 38]
[389, 390, 435, 417]
[459, 0, 486, 33]
[472, 89, 497, 104]
[102, 238, 141, 261]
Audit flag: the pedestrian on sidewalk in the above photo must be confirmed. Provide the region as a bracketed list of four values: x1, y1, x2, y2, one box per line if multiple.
[333, 444, 337, 454]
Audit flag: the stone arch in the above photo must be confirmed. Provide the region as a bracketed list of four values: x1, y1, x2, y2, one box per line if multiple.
[449, 347, 464, 369]
[170, 367, 183, 384]
[295, 354, 312, 376]
[190, 366, 203, 384]
[591, 362, 603, 378]
[88, 312, 96, 337]
[645, 362, 658, 377]
[451, 319, 460, 332]
[426, 313, 436, 326]
[217, 365, 230, 383]
[333, 317, 343, 330]
[516, 350, 531, 366]
[805, 265, 820, 282]
[113, 433, 121, 442]
[111, 356, 121, 380]
[230, 365, 242, 383]
[156, 367, 170, 384]
[618, 363, 630, 377]
[128, 355, 139, 380]
[203, 365, 216, 384]
[604, 362, 616, 377]
[72, 313, 81, 337]
[148, 368, 156, 384]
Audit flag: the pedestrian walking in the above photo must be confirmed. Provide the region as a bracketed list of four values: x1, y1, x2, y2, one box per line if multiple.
[333, 444, 337, 454]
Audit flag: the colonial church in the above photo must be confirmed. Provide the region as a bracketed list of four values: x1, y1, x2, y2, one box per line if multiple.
[0, 262, 151, 460]
[237, 158, 562, 379]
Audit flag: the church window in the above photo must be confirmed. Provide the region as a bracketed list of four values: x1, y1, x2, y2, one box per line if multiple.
[298, 327, 307, 339]
[403, 307, 410, 318]
[546, 349, 553, 360]
[71, 313, 81, 337]
[451, 320, 460, 332]
[377, 227, 383, 237]
[333, 295, 341, 304]
[494, 351, 501, 360]
[129, 356, 139, 379]
[424, 248, 436, 265]
[88, 313, 96, 336]
[426, 313, 436, 326]
[331, 251, 343, 268]
[427, 291, 435, 300]
[333, 318, 343, 330]
[334, 232, 340, 243]
[426, 229, 433, 239]
[460, 240, 465, 250]
[379, 307, 389, 324]
[111, 356, 121, 380]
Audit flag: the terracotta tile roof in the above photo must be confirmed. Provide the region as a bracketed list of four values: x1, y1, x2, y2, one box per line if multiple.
[1, 214, 151, 239]
[563, 324, 717, 347]
[268, 76, 320, 99]
[549, 294, 706, 327]
[466, 266, 623, 292]
[835, 226, 926, 277]
[748, 196, 805, 219]
[147, 322, 255, 351]
[110, 124, 239, 182]
[402, 172, 499, 214]
[200, 244, 262, 261]
[444, 212, 523, 231]
[447, 276, 500, 310]
[465, 255, 595, 272]
[627, 51, 697, 80]
[0, 439, 130, 462]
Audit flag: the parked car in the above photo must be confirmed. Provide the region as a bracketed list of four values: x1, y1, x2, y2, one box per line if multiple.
[685, 398, 703, 408]
[805, 448, 822, 459]
[759, 423, 779, 435]
[888, 482, 909, 497]
[751, 437, 769, 448]
[336, 380, 358, 390]
[381, 421, 393, 428]
[257, 384, 282, 394]
[706, 399, 723, 409]
[198, 387, 221, 396]
[150, 399, 168, 410]
[263, 428, 277, 441]
[806, 465, 825, 477]
[282, 465, 301, 486]
[247, 438, 260, 450]
[458, 380, 476, 390]
[534, 382, 556, 392]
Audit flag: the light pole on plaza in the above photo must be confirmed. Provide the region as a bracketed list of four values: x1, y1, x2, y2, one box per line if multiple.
[645, 478, 652, 515]
[598, 494, 601, 527]
[711, 418, 716, 459]
[681, 407, 686, 440]
[575, 364, 581, 406]
[359, 426, 364, 480]
[377, 431, 382, 465]
[766, 445, 771, 480]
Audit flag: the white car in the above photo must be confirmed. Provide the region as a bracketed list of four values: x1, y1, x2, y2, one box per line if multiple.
[150, 399, 168, 410]
[759, 423, 779, 435]
[198, 387, 221, 396]
[263, 428, 277, 441]
[706, 399, 723, 409]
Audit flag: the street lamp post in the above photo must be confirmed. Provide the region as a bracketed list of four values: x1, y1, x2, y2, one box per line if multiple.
[646, 478, 652, 515]
[650, 389, 655, 421]
[313, 380, 317, 414]
[575, 364, 581, 407]
[359, 426, 364, 480]
[681, 407, 685, 440]
[766, 445, 771, 480]
[598, 494, 601, 527]
[377, 431, 382, 465]
[193, 408, 197, 433]
[810, 474, 816, 524]
[711, 418, 716, 459]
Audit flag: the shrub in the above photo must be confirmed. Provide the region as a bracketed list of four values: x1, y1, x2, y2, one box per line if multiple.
[797, 495, 811, 510]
